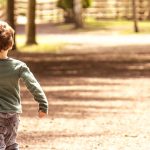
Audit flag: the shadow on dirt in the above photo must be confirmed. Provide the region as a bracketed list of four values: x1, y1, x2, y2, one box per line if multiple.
[11, 48, 150, 78]
[10, 47, 150, 118]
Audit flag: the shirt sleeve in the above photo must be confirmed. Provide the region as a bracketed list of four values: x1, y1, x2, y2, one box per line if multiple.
[20, 63, 48, 113]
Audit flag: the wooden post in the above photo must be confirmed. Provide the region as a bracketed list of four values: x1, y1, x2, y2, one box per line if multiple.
[6, 0, 17, 50]
[132, 0, 139, 32]
[26, 0, 37, 45]
[73, 0, 83, 28]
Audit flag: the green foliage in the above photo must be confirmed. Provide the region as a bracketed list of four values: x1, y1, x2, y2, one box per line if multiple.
[57, 0, 73, 9]
[82, 0, 91, 8]
[57, 0, 91, 10]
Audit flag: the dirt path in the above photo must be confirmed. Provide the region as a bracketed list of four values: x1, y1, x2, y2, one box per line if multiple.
[16, 24, 150, 48]
[9, 40, 150, 150]
[12, 24, 150, 150]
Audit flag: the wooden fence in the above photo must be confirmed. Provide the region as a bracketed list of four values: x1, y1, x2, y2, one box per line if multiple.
[1, 0, 150, 24]
[14, 0, 64, 23]
[86, 0, 150, 20]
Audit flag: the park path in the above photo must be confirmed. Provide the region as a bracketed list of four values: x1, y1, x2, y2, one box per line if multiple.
[17, 24, 150, 51]
[19, 76, 150, 150]
[13, 48, 150, 150]
[14, 25, 150, 150]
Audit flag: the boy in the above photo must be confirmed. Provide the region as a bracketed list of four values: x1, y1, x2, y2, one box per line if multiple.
[0, 21, 48, 150]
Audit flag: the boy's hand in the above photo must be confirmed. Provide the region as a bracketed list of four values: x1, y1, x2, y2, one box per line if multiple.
[38, 110, 47, 118]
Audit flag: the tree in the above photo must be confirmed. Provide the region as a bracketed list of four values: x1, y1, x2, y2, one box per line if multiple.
[73, 0, 83, 28]
[6, 0, 17, 50]
[57, 0, 74, 23]
[57, 0, 91, 24]
[147, 0, 150, 20]
[132, 0, 139, 32]
[26, 0, 37, 45]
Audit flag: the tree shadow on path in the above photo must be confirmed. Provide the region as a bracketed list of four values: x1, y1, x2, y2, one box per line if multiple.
[10, 45, 150, 118]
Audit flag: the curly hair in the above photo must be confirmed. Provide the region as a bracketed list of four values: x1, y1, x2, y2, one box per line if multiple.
[0, 21, 14, 51]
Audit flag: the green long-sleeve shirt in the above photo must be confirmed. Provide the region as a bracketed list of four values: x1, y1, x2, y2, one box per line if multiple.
[0, 57, 48, 113]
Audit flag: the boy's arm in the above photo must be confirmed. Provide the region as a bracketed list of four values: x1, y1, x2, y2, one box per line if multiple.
[20, 63, 48, 115]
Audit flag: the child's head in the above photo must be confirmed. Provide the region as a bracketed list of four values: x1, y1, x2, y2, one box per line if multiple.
[0, 21, 14, 52]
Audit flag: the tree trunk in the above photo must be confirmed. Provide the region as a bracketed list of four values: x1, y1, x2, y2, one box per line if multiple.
[64, 9, 74, 23]
[26, 0, 37, 45]
[147, 0, 150, 20]
[73, 0, 83, 28]
[132, 0, 139, 32]
[6, 0, 17, 50]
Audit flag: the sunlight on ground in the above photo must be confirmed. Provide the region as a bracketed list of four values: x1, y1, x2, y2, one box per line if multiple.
[16, 35, 66, 53]
[15, 40, 150, 149]
[17, 34, 150, 51]
[19, 76, 150, 150]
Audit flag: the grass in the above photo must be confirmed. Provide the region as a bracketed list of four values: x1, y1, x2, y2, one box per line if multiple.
[85, 18, 131, 28]
[16, 19, 150, 53]
[16, 35, 66, 53]
[57, 18, 150, 34]
[18, 43, 65, 53]
[85, 18, 150, 34]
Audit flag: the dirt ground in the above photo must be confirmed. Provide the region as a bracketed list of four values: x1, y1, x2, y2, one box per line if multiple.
[11, 26, 150, 150]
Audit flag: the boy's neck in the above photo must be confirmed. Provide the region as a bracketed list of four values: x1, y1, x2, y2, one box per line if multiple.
[0, 50, 8, 59]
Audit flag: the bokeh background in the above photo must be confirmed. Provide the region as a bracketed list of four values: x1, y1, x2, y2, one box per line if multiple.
[1, 0, 150, 149]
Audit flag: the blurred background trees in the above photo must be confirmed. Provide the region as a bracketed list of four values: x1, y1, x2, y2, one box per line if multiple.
[1, 0, 150, 26]
[57, 0, 91, 26]
[0, 0, 150, 51]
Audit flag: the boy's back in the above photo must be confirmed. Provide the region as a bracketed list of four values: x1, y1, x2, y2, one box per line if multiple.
[0, 58, 23, 113]
[0, 57, 48, 114]
[0, 21, 48, 150]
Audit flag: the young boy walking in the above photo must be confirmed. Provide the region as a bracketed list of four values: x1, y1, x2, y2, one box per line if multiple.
[0, 21, 48, 150]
